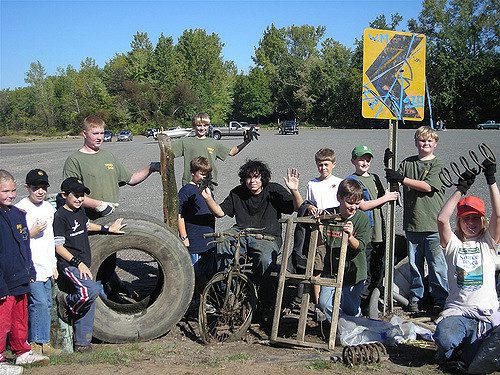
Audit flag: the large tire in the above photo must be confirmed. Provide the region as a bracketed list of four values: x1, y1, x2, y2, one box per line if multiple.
[89, 212, 194, 343]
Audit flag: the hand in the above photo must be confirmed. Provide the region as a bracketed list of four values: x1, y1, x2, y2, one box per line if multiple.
[149, 161, 161, 173]
[243, 126, 260, 143]
[482, 159, 496, 185]
[96, 201, 119, 216]
[31, 219, 48, 237]
[456, 170, 476, 194]
[385, 168, 404, 184]
[200, 187, 212, 200]
[197, 172, 218, 193]
[342, 221, 354, 237]
[307, 204, 323, 218]
[384, 148, 394, 167]
[284, 168, 300, 191]
[78, 263, 92, 280]
[108, 218, 126, 234]
[383, 190, 399, 202]
[52, 267, 59, 280]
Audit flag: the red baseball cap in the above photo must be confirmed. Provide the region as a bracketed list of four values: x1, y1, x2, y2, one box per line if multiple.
[457, 196, 485, 218]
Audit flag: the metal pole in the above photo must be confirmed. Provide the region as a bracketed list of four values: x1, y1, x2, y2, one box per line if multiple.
[383, 119, 398, 314]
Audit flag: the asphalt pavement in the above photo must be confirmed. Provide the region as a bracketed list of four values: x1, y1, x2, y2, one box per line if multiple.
[1, 128, 498, 233]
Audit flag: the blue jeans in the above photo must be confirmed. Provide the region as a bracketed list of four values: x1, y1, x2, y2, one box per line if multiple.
[217, 229, 279, 284]
[62, 267, 100, 346]
[318, 280, 365, 322]
[28, 279, 53, 343]
[406, 231, 448, 305]
[434, 316, 493, 366]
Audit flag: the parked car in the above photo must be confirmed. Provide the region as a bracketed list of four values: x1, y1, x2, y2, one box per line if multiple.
[279, 120, 299, 135]
[154, 126, 194, 140]
[211, 121, 256, 140]
[103, 130, 113, 142]
[476, 120, 500, 130]
[143, 128, 158, 138]
[117, 130, 133, 141]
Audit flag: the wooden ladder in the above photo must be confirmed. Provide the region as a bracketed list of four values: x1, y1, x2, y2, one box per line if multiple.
[270, 215, 348, 350]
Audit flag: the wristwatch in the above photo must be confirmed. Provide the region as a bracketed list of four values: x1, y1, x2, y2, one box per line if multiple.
[180, 235, 188, 241]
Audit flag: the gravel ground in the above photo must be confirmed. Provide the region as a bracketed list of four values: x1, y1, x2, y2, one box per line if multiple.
[1, 128, 497, 232]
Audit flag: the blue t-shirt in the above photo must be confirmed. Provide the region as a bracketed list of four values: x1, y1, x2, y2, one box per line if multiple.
[178, 183, 216, 254]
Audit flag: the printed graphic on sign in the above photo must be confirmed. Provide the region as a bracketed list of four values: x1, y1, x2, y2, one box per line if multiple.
[362, 28, 426, 121]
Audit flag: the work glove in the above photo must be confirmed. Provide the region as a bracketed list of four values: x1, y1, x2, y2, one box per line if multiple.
[385, 168, 404, 184]
[197, 172, 218, 193]
[456, 170, 476, 195]
[243, 126, 260, 143]
[384, 148, 394, 168]
[96, 201, 119, 216]
[482, 159, 496, 185]
[149, 162, 161, 173]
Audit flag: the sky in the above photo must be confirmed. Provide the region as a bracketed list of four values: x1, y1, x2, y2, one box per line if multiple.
[0, 0, 423, 90]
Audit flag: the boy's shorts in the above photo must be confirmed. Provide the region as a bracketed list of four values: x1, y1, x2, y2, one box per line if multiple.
[314, 244, 326, 272]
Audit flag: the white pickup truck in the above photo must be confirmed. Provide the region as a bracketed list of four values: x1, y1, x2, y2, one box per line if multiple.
[211, 121, 256, 140]
[476, 120, 500, 130]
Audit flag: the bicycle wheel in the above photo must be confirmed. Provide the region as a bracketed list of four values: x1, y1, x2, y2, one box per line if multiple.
[198, 271, 257, 344]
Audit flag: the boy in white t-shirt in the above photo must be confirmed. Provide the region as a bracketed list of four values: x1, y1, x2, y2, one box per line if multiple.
[15, 169, 59, 356]
[304, 148, 343, 303]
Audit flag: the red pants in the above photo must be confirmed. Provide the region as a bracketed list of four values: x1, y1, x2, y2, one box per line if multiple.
[0, 294, 31, 361]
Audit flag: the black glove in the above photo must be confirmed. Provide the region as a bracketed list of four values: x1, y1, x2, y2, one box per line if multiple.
[243, 126, 260, 143]
[385, 168, 404, 184]
[456, 170, 476, 194]
[482, 159, 496, 185]
[149, 162, 161, 173]
[384, 148, 394, 168]
[197, 172, 218, 193]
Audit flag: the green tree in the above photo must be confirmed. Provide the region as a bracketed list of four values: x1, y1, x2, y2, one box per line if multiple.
[254, 24, 325, 122]
[233, 68, 274, 123]
[25, 61, 56, 132]
[408, 0, 499, 126]
[176, 29, 235, 123]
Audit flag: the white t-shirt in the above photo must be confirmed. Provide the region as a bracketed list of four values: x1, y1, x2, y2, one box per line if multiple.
[442, 231, 499, 314]
[306, 175, 343, 209]
[15, 198, 56, 281]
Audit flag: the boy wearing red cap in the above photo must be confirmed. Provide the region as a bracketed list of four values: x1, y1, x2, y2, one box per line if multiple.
[435, 160, 499, 373]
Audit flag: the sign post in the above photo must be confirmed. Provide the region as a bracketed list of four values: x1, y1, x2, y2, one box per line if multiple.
[362, 28, 426, 314]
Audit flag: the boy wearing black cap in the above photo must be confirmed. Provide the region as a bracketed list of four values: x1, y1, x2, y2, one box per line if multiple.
[347, 145, 399, 316]
[53, 177, 125, 352]
[15, 169, 59, 356]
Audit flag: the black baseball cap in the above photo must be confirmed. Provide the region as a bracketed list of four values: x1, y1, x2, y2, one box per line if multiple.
[26, 169, 50, 186]
[61, 177, 90, 194]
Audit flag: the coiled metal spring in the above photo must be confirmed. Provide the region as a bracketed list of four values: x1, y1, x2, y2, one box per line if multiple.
[439, 143, 496, 188]
[341, 342, 388, 367]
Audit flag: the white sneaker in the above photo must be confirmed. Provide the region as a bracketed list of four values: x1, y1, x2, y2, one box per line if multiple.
[0, 363, 24, 375]
[15, 350, 49, 366]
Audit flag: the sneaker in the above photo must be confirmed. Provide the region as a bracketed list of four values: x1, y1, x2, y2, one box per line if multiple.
[0, 363, 24, 375]
[15, 350, 49, 366]
[30, 343, 62, 356]
[73, 344, 92, 353]
[315, 307, 327, 323]
[56, 291, 70, 323]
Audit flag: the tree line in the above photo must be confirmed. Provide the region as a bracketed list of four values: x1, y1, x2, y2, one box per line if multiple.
[0, 0, 498, 135]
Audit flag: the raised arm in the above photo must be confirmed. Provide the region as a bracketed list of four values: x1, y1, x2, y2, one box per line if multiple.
[437, 171, 476, 247]
[200, 187, 225, 218]
[483, 160, 499, 242]
[358, 190, 399, 211]
[283, 168, 304, 210]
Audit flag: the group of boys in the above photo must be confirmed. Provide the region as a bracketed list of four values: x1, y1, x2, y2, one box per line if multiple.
[2, 112, 492, 374]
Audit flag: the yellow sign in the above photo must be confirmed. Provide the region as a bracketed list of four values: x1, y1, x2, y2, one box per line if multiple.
[362, 28, 426, 121]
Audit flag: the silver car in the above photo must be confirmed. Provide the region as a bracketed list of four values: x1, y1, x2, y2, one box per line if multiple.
[117, 130, 133, 141]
